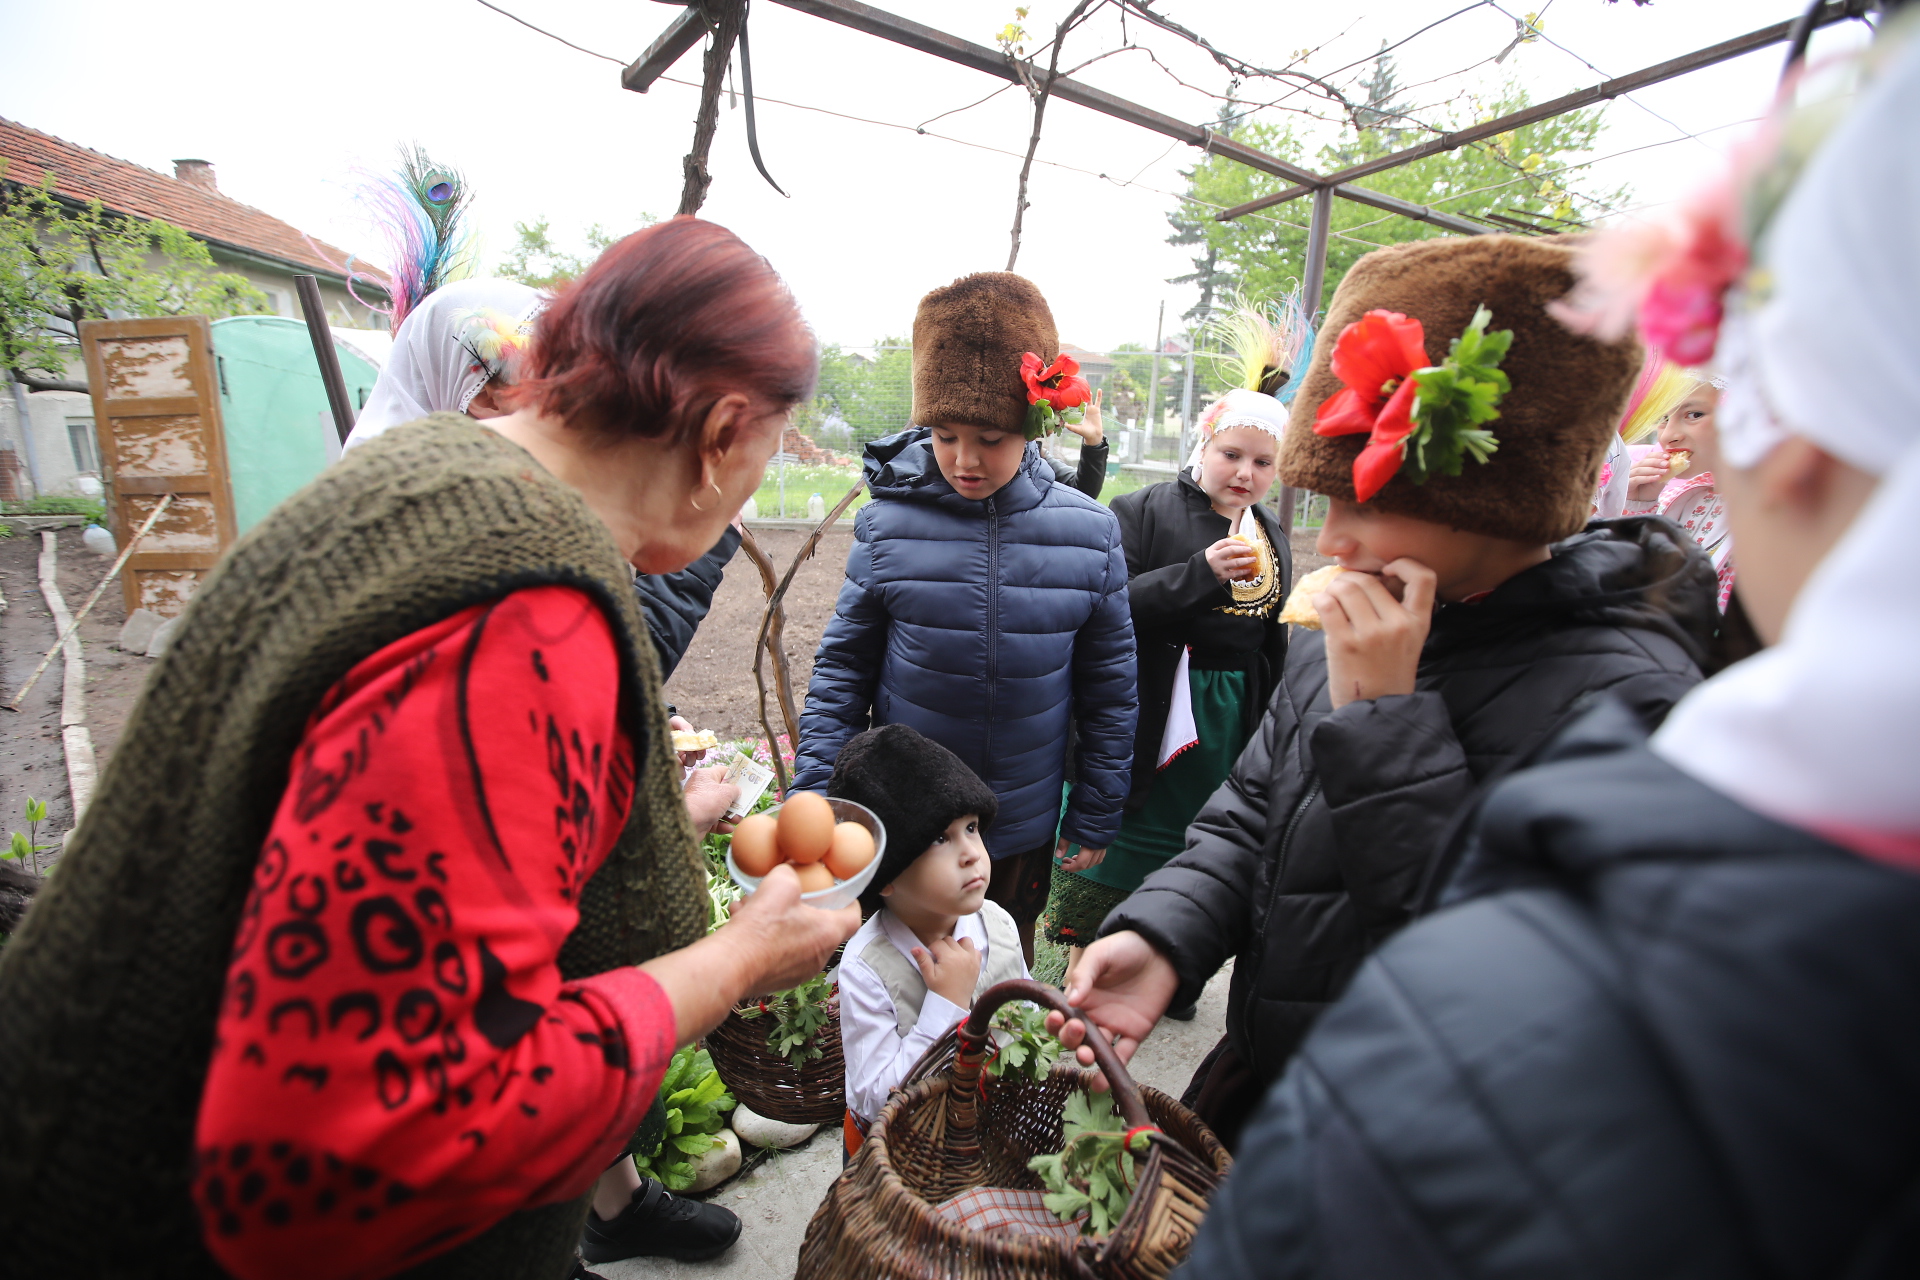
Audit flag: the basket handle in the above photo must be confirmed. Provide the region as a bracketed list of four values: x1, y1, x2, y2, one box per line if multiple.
[955, 978, 1151, 1131]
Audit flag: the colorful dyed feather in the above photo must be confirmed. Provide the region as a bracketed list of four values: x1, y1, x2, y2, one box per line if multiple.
[346, 146, 476, 330]
[1206, 292, 1315, 403]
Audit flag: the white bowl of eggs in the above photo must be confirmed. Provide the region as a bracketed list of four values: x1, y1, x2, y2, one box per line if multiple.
[725, 793, 885, 911]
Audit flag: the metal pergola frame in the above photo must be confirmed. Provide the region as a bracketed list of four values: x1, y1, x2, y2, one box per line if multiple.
[628, 0, 1871, 308]
[624, 0, 1872, 526]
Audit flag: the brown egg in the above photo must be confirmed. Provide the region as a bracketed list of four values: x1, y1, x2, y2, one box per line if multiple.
[777, 792, 835, 865]
[823, 822, 876, 881]
[729, 813, 781, 878]
[794, 861, 836, 893]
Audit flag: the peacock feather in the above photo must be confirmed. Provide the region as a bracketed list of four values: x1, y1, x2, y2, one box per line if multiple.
[349, 145, 477, 330]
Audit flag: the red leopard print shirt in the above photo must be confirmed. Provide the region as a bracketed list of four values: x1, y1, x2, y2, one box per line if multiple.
[194, 586, 674, 1280]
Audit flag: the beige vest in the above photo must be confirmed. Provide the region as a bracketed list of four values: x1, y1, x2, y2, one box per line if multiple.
[860, 900, 1027, 1035]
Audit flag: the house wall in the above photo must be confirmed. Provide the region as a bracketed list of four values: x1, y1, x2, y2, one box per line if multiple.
[206, 251, 387, 330]
[0, 385, 96, 499]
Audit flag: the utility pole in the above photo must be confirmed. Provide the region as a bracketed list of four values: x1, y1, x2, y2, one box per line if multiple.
[1177, 318, 1200, 468]
[1147, 301, 1164, 465]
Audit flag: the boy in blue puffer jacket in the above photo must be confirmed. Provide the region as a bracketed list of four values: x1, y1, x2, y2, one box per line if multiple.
[793, 272, 1138, 963]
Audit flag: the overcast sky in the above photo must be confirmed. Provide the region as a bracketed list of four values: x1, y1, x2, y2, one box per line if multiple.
[3, 0, 1871, 350]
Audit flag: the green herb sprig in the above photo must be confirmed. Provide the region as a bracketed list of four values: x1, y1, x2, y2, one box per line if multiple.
[1027, 1090, 1153, 1237]
[983, 999, 1063, 1083]
[1405, 305, 1511, 485]
[739, 972, 837, 1070]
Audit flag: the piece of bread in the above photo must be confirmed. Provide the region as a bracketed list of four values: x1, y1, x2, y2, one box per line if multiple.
[671, 728, 720, 754]
[1278, 564, 1347, 630]
[1666, 449, 1692, 476]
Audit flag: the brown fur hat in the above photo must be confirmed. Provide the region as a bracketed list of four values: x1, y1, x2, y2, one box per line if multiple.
[912, 272, 1059, 434]
[1280, 235, 1641, 545]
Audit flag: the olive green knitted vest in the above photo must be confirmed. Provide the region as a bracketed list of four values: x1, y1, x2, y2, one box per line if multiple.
[0, 415, 709, 1279]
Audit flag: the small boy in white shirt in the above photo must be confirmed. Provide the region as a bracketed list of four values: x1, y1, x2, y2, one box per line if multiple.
[828, 725, 1032, 1156]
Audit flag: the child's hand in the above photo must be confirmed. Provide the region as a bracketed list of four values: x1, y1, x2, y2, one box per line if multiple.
[1055, 836, 1106, 873]
[1319, 558, 1436, 710]
[1062, 389, 1104, 447]
[1205, 538, 1257, 584]
[1627, 451, 1671, 502]
[913, 935, 981, 1008]
[1198, 537, 1259, 587]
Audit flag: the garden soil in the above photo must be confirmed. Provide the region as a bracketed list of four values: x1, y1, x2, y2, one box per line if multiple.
[0, 525, 149, 863]
[0, 520, 1329, 854]
[664, 524, 1332, 746]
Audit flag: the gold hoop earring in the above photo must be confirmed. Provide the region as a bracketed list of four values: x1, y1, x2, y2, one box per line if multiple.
[689, 478, 722, 513]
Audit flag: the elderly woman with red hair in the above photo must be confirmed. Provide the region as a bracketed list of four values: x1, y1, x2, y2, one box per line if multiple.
[0, 219, 857, 1280]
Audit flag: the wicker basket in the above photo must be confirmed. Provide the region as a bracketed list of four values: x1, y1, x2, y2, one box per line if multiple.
[796, 980, 1231, 1280]
[706, 997, 847, 1125]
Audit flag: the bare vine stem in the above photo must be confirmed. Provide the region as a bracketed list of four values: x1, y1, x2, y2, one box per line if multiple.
[1005, 0, 1098, 272]
[678, 0, 747, 216]
[747, 479, 866, 793]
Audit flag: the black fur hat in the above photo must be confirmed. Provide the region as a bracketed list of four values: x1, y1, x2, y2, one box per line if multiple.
[828, 724, 997, 911]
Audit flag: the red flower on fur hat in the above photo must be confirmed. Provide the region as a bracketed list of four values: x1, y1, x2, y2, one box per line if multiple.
[1020, 352, 1092, 412]
[1314, 307, 1511, 503]
[1313, 310, 1429, 501]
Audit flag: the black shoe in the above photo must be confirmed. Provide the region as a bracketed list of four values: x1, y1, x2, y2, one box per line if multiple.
[581, 1178, 743, 1264]
[1164, 1001, 1197, 1022]
[569, 1259, 608, 1280]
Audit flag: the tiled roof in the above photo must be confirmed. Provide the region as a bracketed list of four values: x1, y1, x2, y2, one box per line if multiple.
[0, 117, 388, 291]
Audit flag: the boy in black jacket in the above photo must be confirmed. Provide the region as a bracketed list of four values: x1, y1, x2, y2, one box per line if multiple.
[1053, 235, 1721, 1149]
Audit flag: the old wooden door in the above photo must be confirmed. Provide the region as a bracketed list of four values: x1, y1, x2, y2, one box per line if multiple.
[78, 316, 237, 617]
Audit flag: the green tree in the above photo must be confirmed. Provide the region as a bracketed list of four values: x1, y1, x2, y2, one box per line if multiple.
[0, 166, 269, 384]
[495, 215, 653, 288]
[1177, 80, 1623, 316]
[807, 341, 916, 447]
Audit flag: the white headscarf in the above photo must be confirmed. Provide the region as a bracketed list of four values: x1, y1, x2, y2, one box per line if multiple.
[345, 278, 544, 449]
[1652, 30, 1920, 867]
[1184, 387, 1289, 475]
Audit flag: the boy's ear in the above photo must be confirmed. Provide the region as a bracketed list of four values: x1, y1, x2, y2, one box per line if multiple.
[879, 882, 894, 898]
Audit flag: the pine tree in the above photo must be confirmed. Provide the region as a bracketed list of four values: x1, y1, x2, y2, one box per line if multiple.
[1166, 97, 1241, 326]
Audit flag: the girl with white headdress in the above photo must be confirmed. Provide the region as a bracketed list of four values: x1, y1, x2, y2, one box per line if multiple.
[345, 278, 543, 447]
[1042, 302, 1306, 983]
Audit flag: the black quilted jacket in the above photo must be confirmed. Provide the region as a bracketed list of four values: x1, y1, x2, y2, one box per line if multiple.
[1177, 701, 1920, 1279]
[1104, 517, 1719, 1083]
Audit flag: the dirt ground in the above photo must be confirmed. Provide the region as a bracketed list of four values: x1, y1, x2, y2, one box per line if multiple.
[0, 519, 1329, 851]
[0, 524, 150, 858]
[665, 525, 1332, 744]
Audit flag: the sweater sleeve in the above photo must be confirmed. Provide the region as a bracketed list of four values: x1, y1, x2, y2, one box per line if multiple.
[194, 587, 675, 1280]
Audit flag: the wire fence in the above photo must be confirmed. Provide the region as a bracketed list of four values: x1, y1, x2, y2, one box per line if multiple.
[749, 343, 1323, 530]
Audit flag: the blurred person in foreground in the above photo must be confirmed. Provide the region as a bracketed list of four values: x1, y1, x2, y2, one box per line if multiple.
[0, 218, 859, 1280]
[1151, 22, 1920, 1278]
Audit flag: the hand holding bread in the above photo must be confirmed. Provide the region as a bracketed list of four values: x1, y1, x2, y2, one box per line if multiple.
[1318, 559, 1436, 710]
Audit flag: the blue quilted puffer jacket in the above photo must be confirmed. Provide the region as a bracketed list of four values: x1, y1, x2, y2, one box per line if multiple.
[792, 428, 1138, 857]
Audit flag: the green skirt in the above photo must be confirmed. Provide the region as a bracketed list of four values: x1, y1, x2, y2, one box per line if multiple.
[1045, 667, 1252, 945]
